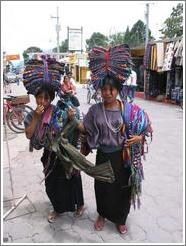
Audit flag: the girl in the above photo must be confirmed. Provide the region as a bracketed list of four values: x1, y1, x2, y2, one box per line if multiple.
[24, 83, 85, 223]
[79, 75, 152, 234]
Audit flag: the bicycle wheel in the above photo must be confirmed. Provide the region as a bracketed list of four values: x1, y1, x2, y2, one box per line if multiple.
[12, 105, 33, 132]
[87, 91, 91, 104]
[24, 105, 33, 112]
[6, 106, 33, 133]
[6, 112, 23, 133]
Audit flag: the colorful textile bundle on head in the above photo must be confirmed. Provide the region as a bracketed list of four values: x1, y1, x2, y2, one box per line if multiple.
[23, 56, 65, 95]
[89, 44, 134, 90]
[122, 102, 153, 209]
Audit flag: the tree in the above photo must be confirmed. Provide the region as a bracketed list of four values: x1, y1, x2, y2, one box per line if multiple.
[86, 32, 109, 50]
[108, 32, 125, 46]
[23, 51, 29, 64]
[53, 39, 68, 53]
[128, 20, 153, 47]
[123, 26, 131, 44]
[25, 46, 43, 53]
[22, 46, 43, 64]
[160, 3, 183, 38]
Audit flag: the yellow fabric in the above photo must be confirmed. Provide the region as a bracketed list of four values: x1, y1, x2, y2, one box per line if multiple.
[153, 44, 157, 70]
[150, 45, 154, 70]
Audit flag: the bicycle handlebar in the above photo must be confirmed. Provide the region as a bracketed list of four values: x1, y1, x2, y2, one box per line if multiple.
[3, 95, 17, 100]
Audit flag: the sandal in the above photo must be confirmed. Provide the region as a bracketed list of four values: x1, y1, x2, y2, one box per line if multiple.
[74, 206, 86, 217]
[47, 211, 59, 223]
[117, 224, 127, 234]
[94, 216, 105, 231]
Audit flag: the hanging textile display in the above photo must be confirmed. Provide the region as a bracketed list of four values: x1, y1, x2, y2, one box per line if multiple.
[162, 42, 175, 71]
[174, 39, 183, 66]
[156, 42, 164, 71]
[143, 37, 183, 100]
[143, 43, 151, 70]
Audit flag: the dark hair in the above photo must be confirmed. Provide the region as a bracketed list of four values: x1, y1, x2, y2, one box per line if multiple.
[100, 75, 122, 91]
[63, 75, 69, 81]
[35, 83, 55, 101]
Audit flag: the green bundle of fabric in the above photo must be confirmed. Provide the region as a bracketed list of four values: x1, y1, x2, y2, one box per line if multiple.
[51, 119, 115, 183]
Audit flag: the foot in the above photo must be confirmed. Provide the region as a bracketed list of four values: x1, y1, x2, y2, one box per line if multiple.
[47, 211, 59, 223]
[94, 215, 105, 231]
[117, 224, 127, 234]
[74, 206, 85, 217]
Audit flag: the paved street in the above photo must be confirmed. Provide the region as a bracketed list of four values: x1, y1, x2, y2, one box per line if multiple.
[2, 82, 184, 244]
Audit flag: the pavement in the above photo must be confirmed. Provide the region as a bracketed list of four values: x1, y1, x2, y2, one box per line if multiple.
[2, 82, 184, 244]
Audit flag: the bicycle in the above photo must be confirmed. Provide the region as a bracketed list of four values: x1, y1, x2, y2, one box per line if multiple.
[87, 83, 102, 104]
[3, 95, 33, 133]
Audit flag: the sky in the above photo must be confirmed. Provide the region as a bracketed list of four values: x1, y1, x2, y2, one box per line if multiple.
[1, 1, 184, 56]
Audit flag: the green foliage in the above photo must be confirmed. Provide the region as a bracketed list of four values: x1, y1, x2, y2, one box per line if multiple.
[22, 51, 29, 64]
[22, 46, 43, 64]
[85, 20, 152, 50]
[160, 3, 183, 38]
[53, 39, 68, 53]
[127, 20, 153, 48]
[25, 46, 43, 53]
[123, 26, 131, 44]
[86, 32, 109, 50]
[108, 32, 125, 46]
[129, 20, 146, 47]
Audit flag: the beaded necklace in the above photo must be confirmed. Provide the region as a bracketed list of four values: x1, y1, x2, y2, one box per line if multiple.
[102, 100, 124, 133]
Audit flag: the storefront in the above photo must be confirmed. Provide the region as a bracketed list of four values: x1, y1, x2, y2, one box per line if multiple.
[69, 53, 89, 83]
[143, 37, 183, 102]
[131, 47, 145, 92]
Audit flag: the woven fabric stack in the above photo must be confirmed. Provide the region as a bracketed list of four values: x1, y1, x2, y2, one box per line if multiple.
[23, 56, 65, 95]
[89, 44, 134, 90]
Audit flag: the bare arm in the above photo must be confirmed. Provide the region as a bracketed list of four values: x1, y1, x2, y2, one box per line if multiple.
[77, 121, 86, 133]
[25, 105, 44, 139]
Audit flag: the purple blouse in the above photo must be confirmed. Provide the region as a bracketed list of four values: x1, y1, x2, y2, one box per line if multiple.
[83, 103, 126, 152]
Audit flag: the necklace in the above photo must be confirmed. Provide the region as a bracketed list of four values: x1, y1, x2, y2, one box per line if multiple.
[102, 102, 123, 133]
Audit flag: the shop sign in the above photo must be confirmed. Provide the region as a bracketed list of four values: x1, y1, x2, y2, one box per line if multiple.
[6, 54, 20, 61]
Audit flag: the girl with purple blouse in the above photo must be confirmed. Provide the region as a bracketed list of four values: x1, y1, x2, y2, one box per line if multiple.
[78, 75, 145, 234]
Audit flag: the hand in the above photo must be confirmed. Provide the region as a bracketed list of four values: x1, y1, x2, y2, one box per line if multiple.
[79, 133, 87, 143]
[80, 141, 91, 156]
[125, 135, 143, 147]
[35, 105, 44, 116]
[68, 107, 76, 120]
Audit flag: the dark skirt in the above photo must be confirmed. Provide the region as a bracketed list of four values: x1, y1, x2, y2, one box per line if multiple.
[95, 149, 131, 225]
[41, 149, 84, 213]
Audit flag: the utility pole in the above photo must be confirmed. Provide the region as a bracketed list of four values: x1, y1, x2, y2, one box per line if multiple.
[145, 2, 154, 47]
[145, 3, 149, 47]
[51, 6, 60, 61]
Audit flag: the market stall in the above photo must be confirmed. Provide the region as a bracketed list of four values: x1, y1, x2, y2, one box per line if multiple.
[143, 37, 183, 103]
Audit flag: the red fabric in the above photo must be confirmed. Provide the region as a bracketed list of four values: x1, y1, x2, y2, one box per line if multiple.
[104, 51, 110, 70]
[61, 82, 75, 94]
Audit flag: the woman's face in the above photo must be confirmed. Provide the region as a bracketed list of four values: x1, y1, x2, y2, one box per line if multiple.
[64, 76, 70, 83]
[36, 92, 51, 110]
[101, 84, 118, 103]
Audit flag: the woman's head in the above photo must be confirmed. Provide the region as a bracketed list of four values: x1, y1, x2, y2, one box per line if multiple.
[63, 75, 70, 84]
[100, 75, 122, 103]
[35, 83, 55, 109]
